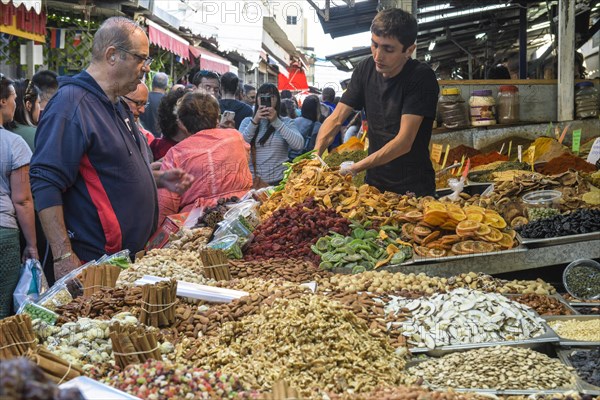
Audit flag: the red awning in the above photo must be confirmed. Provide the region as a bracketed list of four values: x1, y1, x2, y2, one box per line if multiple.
[278, 67, 309, 91]
[190, 46, 231, 75]
[147, 20, 189, 60]
[0, 1, 46, 41]
[0, 0, 41, 14]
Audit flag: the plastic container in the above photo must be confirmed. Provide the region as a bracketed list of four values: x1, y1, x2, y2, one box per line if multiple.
[497, 85, 520, 124]
[522, 190, 562, 221]
[469, 89, 496, 126]
[18, 299, 58, 325]
[575, 82, 599, 119]
[208, 234, 243, 259]
[37, 283, 73, 311]
[563, 259, 600, 300]
[223, 200, 260, 231]
[438, 88, 469, 128]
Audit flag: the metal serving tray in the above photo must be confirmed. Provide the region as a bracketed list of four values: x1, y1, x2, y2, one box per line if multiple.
[557, 348, 600, 396]
[543, 315, 600, 346]
[408, 321, 559, 357]
[517, 231, 600, 247]
[410, 244, 527, 264]
[505, 293, 579, 316]
[406, 356, 578, 395]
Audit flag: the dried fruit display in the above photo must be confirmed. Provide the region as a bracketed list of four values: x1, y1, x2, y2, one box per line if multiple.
[548, 318, 600, 341]
[517, 208, 600, 238]
[568, 348, 600, 387]
[183, 296, 409, 395]
[329, 385, 491, 400]
[55, 287, 142, 323]
[408, 346, 576, 390]
[386, 289, 545, 349]
[166, 227, 213, 251]
[228, 259, 331, 282]
[245, 198, 350, 263]
[510, 294, 574, 316]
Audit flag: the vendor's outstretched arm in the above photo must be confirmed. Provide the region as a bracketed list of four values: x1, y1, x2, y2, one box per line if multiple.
[38, 205, 81, 278]
[349, 114, 423, 174]
[314, 102, 354, 155]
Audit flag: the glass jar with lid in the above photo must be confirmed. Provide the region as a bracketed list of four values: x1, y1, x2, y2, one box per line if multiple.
[575, 82, 599, 119]
[497, 85, 520, 124]
[469, 89, 496, 126]
[437, 88, 469, 129]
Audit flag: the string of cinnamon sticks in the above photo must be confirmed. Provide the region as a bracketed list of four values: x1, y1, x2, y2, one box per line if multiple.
[139, 279, 177, 327]
[0, 314, 36, 359]
[109, 322, 162, 369]
[26, 346, 82, 384]
[80, 263, 122, 297]
[199, 249, 231, 281]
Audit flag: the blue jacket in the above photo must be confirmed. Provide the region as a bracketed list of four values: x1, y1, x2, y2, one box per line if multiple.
[30, 71, 158, 261]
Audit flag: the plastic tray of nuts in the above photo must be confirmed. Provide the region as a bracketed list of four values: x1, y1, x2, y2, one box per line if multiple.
[556, 348, 600, 396]
[542, 315, 600, 346]
[409, 321, 559, 357]
[405, 357, 578, 396]
[504, 293, 580, 316]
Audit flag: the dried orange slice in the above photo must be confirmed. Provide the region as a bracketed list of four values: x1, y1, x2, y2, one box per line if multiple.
[422, 230, 441, 245]
[484, 211, 507, 229]
[451, 241, 475, 254]
[405, 210, 424, 222]
[483, 227, 503, 242]
[414, 225, 432, 237]
[466, 212, 485, 223]
[423, 210, 447, 226]
[506, 229, 517, 240]
[498, 233, 515, 249]
[413, 245, 429, 257]
[472, 241, 495, 253]
[456, 220, 481, 232]
[475, 224, 492, 236]
[425, 202, 447, 211]
[448, 210, 467, 222]
[401, 223, 415, 238]
[440, 234, 461, 244]
[427, 248, 447, 258]
[510, 216, 528, 229]
[440, 221, 458, 231]
[464, 205, 487, 214]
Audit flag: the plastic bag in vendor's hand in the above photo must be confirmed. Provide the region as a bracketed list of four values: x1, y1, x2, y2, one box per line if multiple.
[13, 259, 49, 310]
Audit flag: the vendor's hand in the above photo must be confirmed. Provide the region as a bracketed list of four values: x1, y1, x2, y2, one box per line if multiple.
[158, 168, 194, 195]
[150, 161, 162, 171]
[22, 245, 38, 263]
[339, 163, 357, 177]
[54, 253, 81, 280]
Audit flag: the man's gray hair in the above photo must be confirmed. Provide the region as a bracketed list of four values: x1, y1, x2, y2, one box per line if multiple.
[92, 17, 144, 62]
[152, 72, 169, 90]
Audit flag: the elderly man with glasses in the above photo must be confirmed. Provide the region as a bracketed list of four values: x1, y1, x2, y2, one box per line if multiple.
[122, 82, 154, 147]
[30, 17, 192, 279]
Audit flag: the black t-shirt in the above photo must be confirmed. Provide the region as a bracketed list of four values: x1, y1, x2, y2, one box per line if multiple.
[341, 57, 439, 196]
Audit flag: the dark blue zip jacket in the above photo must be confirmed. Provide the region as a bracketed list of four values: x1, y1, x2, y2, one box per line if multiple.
[30, 71, 158, 261]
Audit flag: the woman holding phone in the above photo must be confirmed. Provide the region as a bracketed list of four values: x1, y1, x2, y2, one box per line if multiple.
[239, 83, 303, 186]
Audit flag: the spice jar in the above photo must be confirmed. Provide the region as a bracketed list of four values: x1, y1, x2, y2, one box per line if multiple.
[575, 82, 599, 119]
[438, 88, 469, 129]
[497, 85, 520, 124]
[469, 89, 496, 126]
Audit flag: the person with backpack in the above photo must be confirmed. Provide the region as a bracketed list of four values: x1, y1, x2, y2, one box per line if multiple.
[289, 95, 321, 161]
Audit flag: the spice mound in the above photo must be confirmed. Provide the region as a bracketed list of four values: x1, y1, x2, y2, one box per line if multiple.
[539, 153, 597, 175]
[548, 318, 600, 341]
[102, 359, 254, 399]
[386, 289, 545, 349]
[186, 295, 409, 396]
[408, 346, 577, 390]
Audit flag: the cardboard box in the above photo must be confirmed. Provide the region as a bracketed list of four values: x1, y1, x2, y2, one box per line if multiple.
[145, 212, 189, 250]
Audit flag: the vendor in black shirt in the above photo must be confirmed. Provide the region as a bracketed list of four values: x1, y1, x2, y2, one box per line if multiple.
[315, 8, 439, 197]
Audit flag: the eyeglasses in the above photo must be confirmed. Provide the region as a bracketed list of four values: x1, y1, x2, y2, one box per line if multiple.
[115, 46, 153, 67]
[123, 95, 149, 108]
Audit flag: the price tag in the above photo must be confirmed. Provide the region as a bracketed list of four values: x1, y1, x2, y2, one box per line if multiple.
[518, 145, 522, 162]
[572, 129, 582, 154]
[431, 143, 443, 164]
[558, 123, 570, 144]
[441, 144, 450, 169]
[529, 145, 535, 171]
[586, 137, 600, 165]
[545, 121, 553, 136]
[451, 160, 459, 175]
[499, 142, 505, 155]
[508, 141, 513, 159]
[461, 158, 471, 179]
[456, 155, 466, 176]
[555, 125, 560, 140]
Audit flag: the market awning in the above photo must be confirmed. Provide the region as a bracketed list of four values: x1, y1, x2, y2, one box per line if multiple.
[277, 66, 309, 91]
[0, 0, 41, 14]
[0, 1, 46, 42]
[147, 19, 189, 60]
[191, 46, 231, 75]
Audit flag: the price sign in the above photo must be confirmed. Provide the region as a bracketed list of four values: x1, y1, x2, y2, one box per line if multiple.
[558, 123, 571, 144]
[572, 129, 582, 154]
[431, 143, 443, 164]
[518, 145, 522, 162]
[461, 158, 471, 179]
[441, 144, 450, 169]
[508, 140, 513, 158]
[456, 155, 466, 176]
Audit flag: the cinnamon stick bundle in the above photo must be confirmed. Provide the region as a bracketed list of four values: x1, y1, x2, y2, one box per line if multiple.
[199, 249, 231, 281]
[139, 279, 177, 328]
[82, 264, 122, 296]
[26, 346, 82, 384]
[0, 314, 36, 359]
[110, 322, 162, 369]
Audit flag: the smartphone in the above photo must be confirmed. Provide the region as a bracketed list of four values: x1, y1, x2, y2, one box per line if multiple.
[220, 110, 235, 125]
[259, 94, 271, 108]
